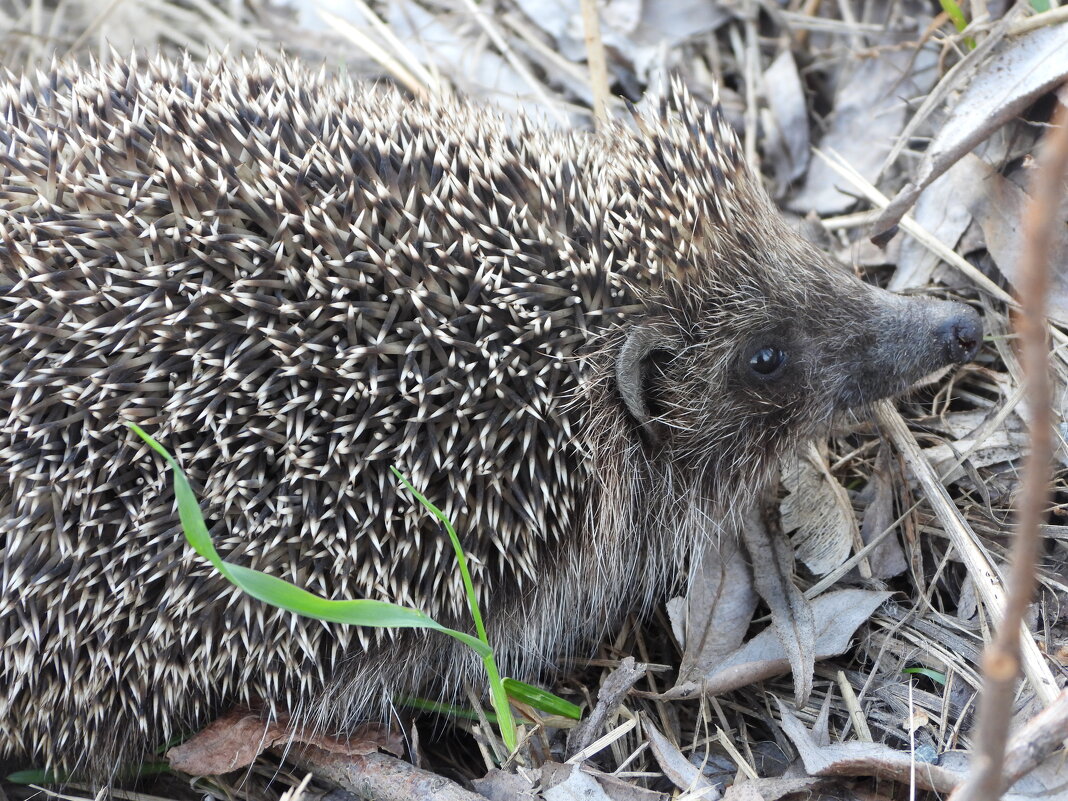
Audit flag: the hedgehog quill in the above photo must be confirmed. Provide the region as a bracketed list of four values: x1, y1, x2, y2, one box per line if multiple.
[0, 53, 981, 779]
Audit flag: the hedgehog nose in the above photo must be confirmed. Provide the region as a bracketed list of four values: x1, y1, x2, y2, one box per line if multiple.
[934, 304, 982, 364]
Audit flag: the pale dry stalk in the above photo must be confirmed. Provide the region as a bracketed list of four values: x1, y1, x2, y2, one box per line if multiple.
[579, 0, 610, 128]
[950, 87, 1068, 801]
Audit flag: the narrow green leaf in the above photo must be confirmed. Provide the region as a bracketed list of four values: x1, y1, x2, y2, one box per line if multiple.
[938, 0, 975, 48]
[126, 424, 492, 658]
[939, 0, 967, 31]
[5, 763, 169, 785]
[903, 667, 947, 686]
[396, 695, 498, 723]
[392, 466, 519, 751]
[503, 679, 582, 720]
[6, 769, 63, 784]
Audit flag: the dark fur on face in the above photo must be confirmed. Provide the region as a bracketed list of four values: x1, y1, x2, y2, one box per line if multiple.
[0, 57, 979, 781]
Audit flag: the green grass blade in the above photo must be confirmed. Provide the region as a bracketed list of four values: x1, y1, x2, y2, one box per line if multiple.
[6, 769, 64, 784]
[503, 679, 582, 720]
[389, 468, 489, 643]
[902, 667, 947, 685]
[939, 0, 967, 31]
[396, 695, 499, 724]
[391, 466, 519, 751]
[938, 0, 975, 47]
[126, 424, 491, 658]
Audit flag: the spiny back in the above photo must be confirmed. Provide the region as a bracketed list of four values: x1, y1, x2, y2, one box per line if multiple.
[0, 53, 703, 773]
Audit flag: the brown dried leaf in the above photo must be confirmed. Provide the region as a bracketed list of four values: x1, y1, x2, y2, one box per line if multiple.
[661, 589, 891, 701]
[857, 446, 907, 579]
[789, 49, 935, 215]
[888, 156, 987, 291]
[741, 505, 815, 706]
[873, 23, 1068, 239]
[763, 51, 809, 190]
[167, 709, 400, 776]
[721, 777, 824, 801]
[542, 762, 614, 800]
[965, 155, 1068, 324]
[669, 537, 759, 683]
[473, 768, 539, 800]
[587, 769, 670, 801]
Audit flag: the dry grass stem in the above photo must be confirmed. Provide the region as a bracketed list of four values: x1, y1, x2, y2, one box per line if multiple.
[875, 401, 1059, 706]
[578, 0, 609, 127]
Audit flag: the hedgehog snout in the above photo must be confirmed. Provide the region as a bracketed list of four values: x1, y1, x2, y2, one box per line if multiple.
[932, 303, 982, 364]
[831, 292, 983, 410]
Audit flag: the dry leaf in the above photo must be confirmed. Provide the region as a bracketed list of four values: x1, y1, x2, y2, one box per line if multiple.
[669, 537, 759, 683]
[166, 709, 400, 776]
[857, 446, 907, 579]
[473, 768, 540, 800]
[542, 762, 615, 801]
[965, 155, 1068, 324]
[781, 444, 858, 575]
[763, 51, 809, 191]
[740, 505, 815, 706]
[587, 769, 670, 801]
[789, 48, 936, 215]
[721, 777, 823, 801]
[776, 701, 963, 792]
[873, 23, 1068, 238]
[643, 716, 720, 798]
[661, 589, 891, 701]
[903, 707, 929, 733]
[888, 156, 987, 291]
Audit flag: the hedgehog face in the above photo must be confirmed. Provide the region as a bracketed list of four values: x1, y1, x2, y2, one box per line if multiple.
[613, 252, 980, 483]
[606, 87, 981, 486]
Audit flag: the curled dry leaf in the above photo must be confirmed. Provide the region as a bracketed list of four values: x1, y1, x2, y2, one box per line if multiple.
[668, 536, 759, 684]
[779, 701, 1068, 799]
[740, 505, 815, 706]
[873, 23, 1068, 239]
[642, 716, 720, 798]
[776, 701, 963, 792]
[166, 708, 401, 775]
[661, 589, 891, 701]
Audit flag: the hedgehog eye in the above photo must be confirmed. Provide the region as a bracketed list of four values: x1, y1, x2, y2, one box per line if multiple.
[748, 346, 787, 377]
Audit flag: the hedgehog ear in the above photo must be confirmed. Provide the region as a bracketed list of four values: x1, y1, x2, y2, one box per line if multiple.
[616, 323, 681, 427]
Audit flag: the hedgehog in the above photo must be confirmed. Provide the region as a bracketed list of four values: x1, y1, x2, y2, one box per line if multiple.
[0, 52, 982, 780]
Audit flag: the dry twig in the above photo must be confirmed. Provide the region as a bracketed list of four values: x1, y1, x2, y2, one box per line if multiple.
[949, 87, 1068, 801]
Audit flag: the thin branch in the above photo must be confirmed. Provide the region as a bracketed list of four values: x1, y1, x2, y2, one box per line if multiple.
[949, 86, 1068, 801]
